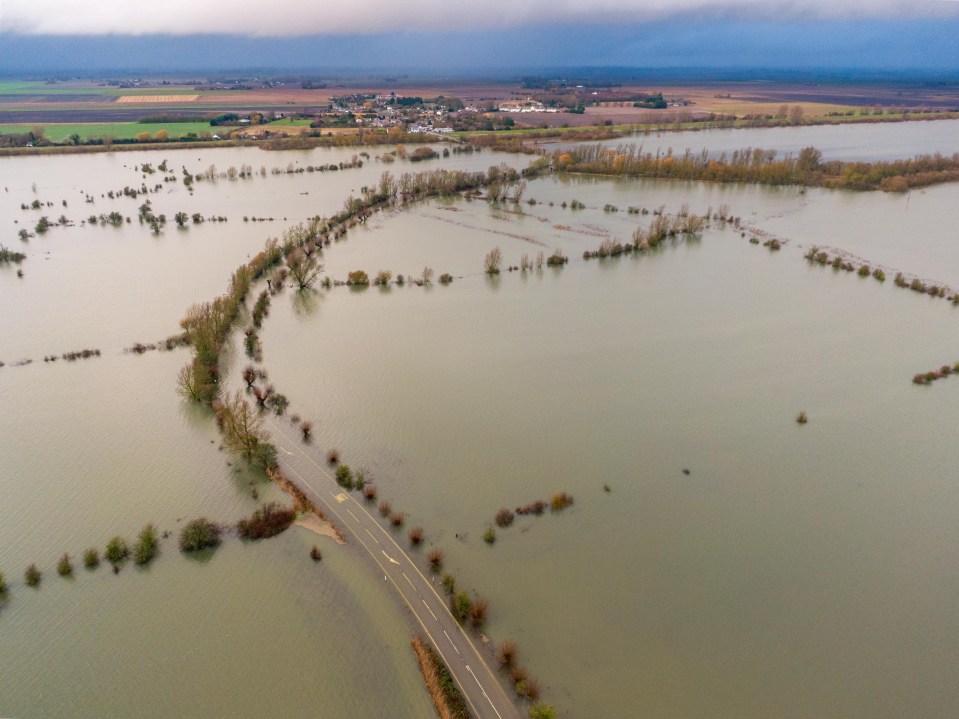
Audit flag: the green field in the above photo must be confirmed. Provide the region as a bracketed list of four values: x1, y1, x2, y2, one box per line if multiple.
[267, 117, 313, 126]
[0, 121, 216, 142]
[0, 81, 202, 97]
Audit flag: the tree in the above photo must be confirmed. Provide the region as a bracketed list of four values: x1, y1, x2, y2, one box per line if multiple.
[174, 211, 189, 227]
[287, 249, 322, 289]
[214, 391, 269, 464]
[179, 518, 221, 552]
[789, 105, 804, 125]
[484, 246, 503, 274]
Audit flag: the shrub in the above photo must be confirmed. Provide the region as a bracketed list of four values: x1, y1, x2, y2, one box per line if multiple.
[550, 492, 574, 511]
[498, 640, 518, 668]
[529, 702, 557, 719]
[483, 526, 496, 544]
[545, 250, 568, 266]
[468, 597, 489, 627]
[326, 448, 340, 464]
[300, 420, 313, 439]
[310, 545, 322, 562]
[524, 677, 542, 701]
[0, 571, 7, 594]
[379, 500, 392, 517]
[265, 392, 289, 416]
[335, 464, 354, 489]
[362, 484, 377, 501]
[510, 665, 529, 685]
[442, 573, 456, 594]
[134, 523, 159, 565]
[858, 265, 871, 277]
[427, 548, 445, 572]
[796, 411, 808, 424]
[57, 553, 73, 576]
[25, 563, 41, 587]
[438, 273, 453, 284]
[451, 590, 472, 621]
[237, 502, 297, 540]
[83, 548, 100, 568]
[409, 527, 424, 545]
[347, 270, 369, 286]
[390, 512, 406, 528]
[495, 508, 515, 527]
[105, 536, 129, 565]
[179, 518, 222, 552]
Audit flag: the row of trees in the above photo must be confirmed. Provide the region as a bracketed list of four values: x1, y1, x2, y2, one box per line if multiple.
[551, 143, 959, 192]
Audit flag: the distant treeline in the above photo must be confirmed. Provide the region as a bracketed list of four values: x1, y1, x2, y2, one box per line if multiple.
[137, 114, 211, 124]
[552, 144, 959, 192]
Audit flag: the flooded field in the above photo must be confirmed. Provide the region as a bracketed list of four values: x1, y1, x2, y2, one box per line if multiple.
[2, 136, 958, 718]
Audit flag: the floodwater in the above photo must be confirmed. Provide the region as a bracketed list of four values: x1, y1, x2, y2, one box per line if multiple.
[2, 137, 959, 718]
[555, 117, 959, 162]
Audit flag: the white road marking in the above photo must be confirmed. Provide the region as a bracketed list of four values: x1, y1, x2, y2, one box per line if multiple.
[347, 508, 359, 522]
[444, 630, 460, 654]
[382, 550, 400, 565]
[333, 492, 349, 503]
[403, 572, 415, 590]
[466, 665, 502, 718]
[422, 600, 438, 620]
[365, 528, 380, 544]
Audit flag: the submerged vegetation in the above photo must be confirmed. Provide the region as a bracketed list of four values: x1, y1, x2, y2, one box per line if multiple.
[179, 518, 222, 552]
[236, 502, 297, 540]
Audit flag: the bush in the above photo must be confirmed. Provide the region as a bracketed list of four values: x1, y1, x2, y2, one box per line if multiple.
[362, 484, 377, 501]
[483, 526, 496, 544]
[390, 511, 406, 528]
[427, 548, 445, 572]
[442, 573, 456, 594]
[529, 702, 557, 719]
[335, 464, 354, 489]
[409, 527, 424, 545]
[326, 448, 340, 464]
[83, 548, 100, 568]
[498, 640, 518, 668]
[468, 597, 489, 627]
[105, 536, 129, 565]
[796, 411, 808, 424]
[57, 553, 73, 576]
[25, 563, 41, 587]
[495, 508, 515, 527]
[265, 393, 289, 416]
[0, 571, 7, 594]
[347, 270, 369, 286]
[236, 502, 296, 539]
[550, 492, 574, 511]
[179, 518, 222, 552]
[379, 500, 392, 517]
[310, 545, 322, 562]
[438, 273, 453, 284]
[451, 590, 472, 621]
[134, 523, 159, 565]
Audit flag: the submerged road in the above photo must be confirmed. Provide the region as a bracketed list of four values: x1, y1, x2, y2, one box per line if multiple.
[268, 420, 521, 719]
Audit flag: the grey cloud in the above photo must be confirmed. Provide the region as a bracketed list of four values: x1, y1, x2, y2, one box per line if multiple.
[3, 0, 958, 35]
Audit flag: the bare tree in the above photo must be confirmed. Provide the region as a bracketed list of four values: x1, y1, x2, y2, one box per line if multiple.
[484, 246, 503, 274]
[287, 249, 322, 290]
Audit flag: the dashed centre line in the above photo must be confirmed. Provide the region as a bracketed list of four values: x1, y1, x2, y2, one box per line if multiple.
[444, 629, 460, 654]
[365, 528, 380, 545]
[423, 599, 438, 621]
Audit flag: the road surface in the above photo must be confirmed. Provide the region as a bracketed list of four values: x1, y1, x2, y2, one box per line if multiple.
[268, 419, 522, 719]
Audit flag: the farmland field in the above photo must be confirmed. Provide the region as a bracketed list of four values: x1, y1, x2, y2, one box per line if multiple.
[0, 121, 215, 142]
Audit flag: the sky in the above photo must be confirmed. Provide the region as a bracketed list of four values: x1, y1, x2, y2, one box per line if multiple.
[1, 0, 958, 73]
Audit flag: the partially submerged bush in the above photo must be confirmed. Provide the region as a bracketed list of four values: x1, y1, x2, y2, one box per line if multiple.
[378, 500, 392, 517]
[134, 523, 159, 566]
[390, 511, 406, 528]
[179, 518, 222, 552]
[498, 640, 518, 668]
[335, 464, 354, 489]
[105, 536, 129, 565]
[468, 597, 489, 627]
[236, 502, 296, 540]
[362, 484, 377, 501]
[310, 545, 322, 562]
[427, 548, 445, 572]
[495, 508, 515, 527]
[483, 526, 496, 544]
[550, 492, 574, 511]
[83, 548, 100, 568]
[408, 527, 424, 545]
[25, 563, 41, 587]
[57, 553, 73, 576]
[442, 573, 456, 594]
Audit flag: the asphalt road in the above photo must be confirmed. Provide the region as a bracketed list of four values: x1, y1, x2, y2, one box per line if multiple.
[268, 420, 521, 719]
